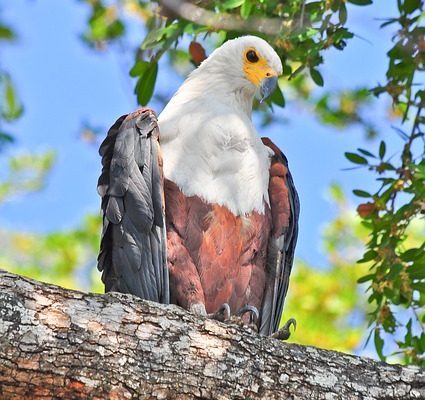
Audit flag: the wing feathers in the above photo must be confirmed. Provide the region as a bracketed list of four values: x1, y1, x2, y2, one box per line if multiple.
[105, 196, 124, 224]
[151, 137, 164, 228]
[108, 126, 135, 197]
[125, 173, 154, 231]
[97, 108, 169, 304]
[260, 137, 299, 335]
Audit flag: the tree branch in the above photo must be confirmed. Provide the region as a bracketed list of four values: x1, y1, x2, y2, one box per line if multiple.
[0, 269, 424, 399]
[158, 0, 293, 36]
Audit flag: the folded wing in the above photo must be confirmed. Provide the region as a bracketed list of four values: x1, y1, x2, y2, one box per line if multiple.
[97, 108, 169, 303]
[260, 138, 300, 335]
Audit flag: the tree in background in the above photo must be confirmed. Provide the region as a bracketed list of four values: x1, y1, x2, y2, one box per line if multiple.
[0, 17, 22, 148]
[0, 14, 55, 203]
[0, 1, 423, 366]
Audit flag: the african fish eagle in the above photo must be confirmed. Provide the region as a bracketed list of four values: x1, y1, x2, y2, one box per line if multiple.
[97, 35, 299, 338]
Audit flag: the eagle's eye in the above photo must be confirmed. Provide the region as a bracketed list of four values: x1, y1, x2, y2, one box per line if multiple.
[246, 50, 259, 63]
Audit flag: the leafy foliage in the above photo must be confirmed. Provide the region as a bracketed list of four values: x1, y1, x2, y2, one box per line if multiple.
[283, 75, 377, 137]
[0, 10, 55, 201]
[80, 0, 357, 106]
[346, 1, 425, 366]
[283, 185, 370, 353]
[80, 0, 125, 48]
[0, 151, 56, 203]
[0, 214, 103, 292]
[0, 16, 21, 151]
[0, 73, 23, 122]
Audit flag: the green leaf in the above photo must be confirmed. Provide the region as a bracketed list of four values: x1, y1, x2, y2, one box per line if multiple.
[141, 28, 164, 50]
[405, 319, 412, 346]
[383, 286, 395, 300]
[304, 28, 320, 39]
[329, 182, 344, 201]
[374, 329, 386, 361]
[282, 64, 292, 76]
[130, 60, 149, 77]
[347, 0, 373, 5]
[240, 0, 253, 19]
[379, 140, 386, 159]
[403, 0, 421, 14]
[222, 0, 245, 10]
[339, 3, 347, 24]
[357, 273, 375, 283]
[408, 264, 425, 280]
[400, 248, 423, 262]
[0, 25, 16, 41]
[412, 282, 425, 293]
[0, 131, 15, 152]
[345, 152, 368, 165]
[330, 0, 340, 12]
[358, 250, 377, 263]
[108, 20, 125, 39]
[378, 162, 396, 171]
[353, 189, 372, 198]
[310, 68, 324, 87]
[386, 263, 403, 280]
[134, 62, 158, 106]
[1, 75, 24, 121]
[357, 148, 376, 158]
[141, 24, 178, 50]
[0, 131, 14, 145]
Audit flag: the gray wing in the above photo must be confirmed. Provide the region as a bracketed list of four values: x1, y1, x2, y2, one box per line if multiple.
[97, 108, 169, 303]
[259, 138, 300, 336]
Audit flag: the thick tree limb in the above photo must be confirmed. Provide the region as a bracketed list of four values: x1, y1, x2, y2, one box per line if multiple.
[158, 0, 293, 36]
[0, 269, 424, 399]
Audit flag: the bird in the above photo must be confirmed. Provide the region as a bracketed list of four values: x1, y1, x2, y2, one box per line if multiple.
[97, 35, 299, 338]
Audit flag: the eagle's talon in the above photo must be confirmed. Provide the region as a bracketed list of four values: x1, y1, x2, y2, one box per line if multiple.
[228, 305, 259, 331]
[235, 304, 259, 324]
[271, 318, 296, 340]
[208, 303, 231, 322]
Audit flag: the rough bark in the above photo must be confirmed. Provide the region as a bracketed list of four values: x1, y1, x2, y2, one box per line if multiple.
[0, 269, 424, 400]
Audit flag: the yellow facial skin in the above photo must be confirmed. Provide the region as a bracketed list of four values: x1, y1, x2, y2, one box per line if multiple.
[243, 47, 278, 87]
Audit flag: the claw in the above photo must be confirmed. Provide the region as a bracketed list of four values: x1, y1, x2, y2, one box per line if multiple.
[230, 305, 259, 332]
[235, 305, 259, 325]
[208, 303, 231, 322]
[190, 303, 208, 316]
[271, 318, 297, 340]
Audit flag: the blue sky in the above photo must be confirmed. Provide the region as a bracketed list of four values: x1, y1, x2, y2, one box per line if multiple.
[1, 0, 400, 269]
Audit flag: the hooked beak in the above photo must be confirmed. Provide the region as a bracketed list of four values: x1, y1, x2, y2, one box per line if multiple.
[259, 76, 278, 103]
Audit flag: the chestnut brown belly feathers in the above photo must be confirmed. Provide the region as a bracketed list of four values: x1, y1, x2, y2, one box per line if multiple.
[164, 179, 272, 314]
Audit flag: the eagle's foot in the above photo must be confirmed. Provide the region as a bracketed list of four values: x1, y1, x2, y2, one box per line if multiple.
[190, 303, 208, 316]
[207, 303, 231, 322]
[271, 318, 297, 340]
[230, 305, 259, 332]
[190, 303, 231, 323]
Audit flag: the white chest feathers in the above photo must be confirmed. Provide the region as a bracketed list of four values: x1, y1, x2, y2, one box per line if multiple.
[158, 109, 272, 216]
